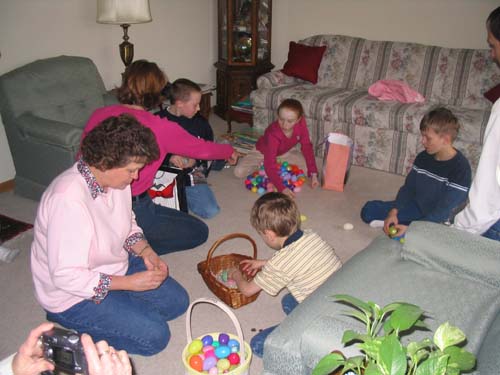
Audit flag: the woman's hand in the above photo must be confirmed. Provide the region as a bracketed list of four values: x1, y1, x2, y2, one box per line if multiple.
[142, 247, 169, 279]
[12, 322, 55, 375]
[127, 269, 166, 291]
[310, 173, 320, 189]
[82, 335, 132, 375]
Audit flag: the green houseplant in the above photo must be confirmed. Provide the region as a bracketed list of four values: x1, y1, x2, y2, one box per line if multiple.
[312, 294, 476, 375]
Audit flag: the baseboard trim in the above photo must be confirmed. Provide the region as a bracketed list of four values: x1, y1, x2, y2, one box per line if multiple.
[0, 179, 15, 193]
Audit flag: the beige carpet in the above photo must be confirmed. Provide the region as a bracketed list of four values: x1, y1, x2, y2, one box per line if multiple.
[0, 114, 404, 374]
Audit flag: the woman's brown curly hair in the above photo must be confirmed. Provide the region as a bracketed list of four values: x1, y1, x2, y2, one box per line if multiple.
[81, 114, 159, 171]
[116, 60, 167, 110]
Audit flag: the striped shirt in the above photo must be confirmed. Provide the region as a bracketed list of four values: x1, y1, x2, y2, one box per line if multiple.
[254, 230, 342, 302]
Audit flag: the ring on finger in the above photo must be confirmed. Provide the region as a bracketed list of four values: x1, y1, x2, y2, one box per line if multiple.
[98, 349, 110, 358]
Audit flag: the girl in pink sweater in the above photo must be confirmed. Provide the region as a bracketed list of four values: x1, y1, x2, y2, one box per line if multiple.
[235, 99, 319, 198]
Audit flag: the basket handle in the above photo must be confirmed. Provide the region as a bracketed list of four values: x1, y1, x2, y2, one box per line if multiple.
[185, 298, 246, 366]
[205, 233, 257, 271]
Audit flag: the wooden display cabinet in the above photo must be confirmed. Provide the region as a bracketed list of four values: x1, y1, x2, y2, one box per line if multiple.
[214, 0, 274, 119]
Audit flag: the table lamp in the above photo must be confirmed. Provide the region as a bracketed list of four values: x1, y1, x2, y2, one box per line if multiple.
[96, 0, 152, 66]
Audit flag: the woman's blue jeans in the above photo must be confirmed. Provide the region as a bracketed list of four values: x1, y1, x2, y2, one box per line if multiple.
[185, 184, 220, 219]
[132, 194, 208, 255]
[46, 255, 189, 356]
[250, 293, 298, 358]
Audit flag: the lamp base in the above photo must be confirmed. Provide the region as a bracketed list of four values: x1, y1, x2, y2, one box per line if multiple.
[119, 24, 134, 66]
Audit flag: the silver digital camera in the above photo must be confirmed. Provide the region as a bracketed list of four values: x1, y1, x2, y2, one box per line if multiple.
[41, 327, 88, 375]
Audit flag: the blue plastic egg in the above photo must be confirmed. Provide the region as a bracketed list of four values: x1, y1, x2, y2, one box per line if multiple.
[214, 345, 230, 359]
[227, 339, 240, 353]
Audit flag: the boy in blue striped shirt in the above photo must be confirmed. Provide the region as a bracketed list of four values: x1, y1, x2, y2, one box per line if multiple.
[361, 107, 472, 238]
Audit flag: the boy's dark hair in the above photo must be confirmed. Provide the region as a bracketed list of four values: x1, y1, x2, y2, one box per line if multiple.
[419, 107, 460, 142]
[163, 78, 201, 104]
[81, 114, 159, 171]
[250, 192, 301, 237]
[277, 98, 304, 118]
[487, 6, 500, 41]
[117, 60, 167, 110]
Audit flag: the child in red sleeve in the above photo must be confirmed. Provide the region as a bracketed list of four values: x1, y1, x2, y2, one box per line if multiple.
[234, 99, 319, 198]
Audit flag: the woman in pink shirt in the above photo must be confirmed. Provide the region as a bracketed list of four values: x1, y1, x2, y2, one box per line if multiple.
[31, 115, 189, 356]
[234, 99, 319, 198]
[83, 60, 238, 255]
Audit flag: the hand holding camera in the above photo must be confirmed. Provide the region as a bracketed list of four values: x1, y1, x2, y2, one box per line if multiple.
[10, 323, 131, 375]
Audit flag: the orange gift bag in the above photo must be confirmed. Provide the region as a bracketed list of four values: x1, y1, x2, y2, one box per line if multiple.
[321, 133, 353, 192]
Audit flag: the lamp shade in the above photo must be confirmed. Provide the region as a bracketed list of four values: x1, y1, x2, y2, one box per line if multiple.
[97, 0, 152, 24]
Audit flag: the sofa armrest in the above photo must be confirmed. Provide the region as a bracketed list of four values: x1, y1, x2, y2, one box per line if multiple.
[402, 221, 500, 288]
[257, 70, 303, 89]
[14, 113, 83, 149]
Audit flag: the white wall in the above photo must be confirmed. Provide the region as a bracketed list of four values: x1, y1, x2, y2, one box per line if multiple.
[0, 0, 217, 183]
[0, 0, 498, 183]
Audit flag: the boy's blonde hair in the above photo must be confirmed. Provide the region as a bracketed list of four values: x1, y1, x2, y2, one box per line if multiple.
[419, 107, 460, 142]
[277, 98, 304, 118]
[250, 192, 301, 237]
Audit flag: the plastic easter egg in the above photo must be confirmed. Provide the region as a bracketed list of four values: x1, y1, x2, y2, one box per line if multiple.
[218, 333, 229, 345]
[212, 341, 219, 348]
[388, 226, 398, 236]
[215, 345, 230, 358]
[282, 161, 289, 167]
[203, 356, 217, 371]
[188, 339, 203, 355]
[228, 352, 241, 365]
[217, 358, 231, 371]
[251, 186, 258, 193]
[259, 169, 266, 176]
[300, 214, 307, 222]
[204, 349, 216, 358]
[294, 186, 302, 193]
[227, 339, 240, 352]
[202, 345, 214, 353]
[257, 187, 266, 195]
[208, 367, 218, 375]
[189, 354, 203, 372]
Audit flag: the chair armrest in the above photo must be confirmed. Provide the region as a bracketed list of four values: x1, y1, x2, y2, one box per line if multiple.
[256, 70, 302, 89]
[14, 113, 83, 148]
[103, 90, 119, 106]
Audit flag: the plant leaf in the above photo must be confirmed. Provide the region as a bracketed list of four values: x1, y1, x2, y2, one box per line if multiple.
[341, 309, 371, 327]
[342, 355, 365, 374]
[433, 322, 466, 351]
[444, 346, 476, 371]
[342, 330, 368, 345]
[364, 362, 384, 375]
[415, 354, 449, 375]
[387, 304, 424, 333]
[378, 334, 407, 375]
[358, 337, 382, 361]
[407, 338, 432, 357]
[334, 294, 372, 315]
[312, 352, 345, 375]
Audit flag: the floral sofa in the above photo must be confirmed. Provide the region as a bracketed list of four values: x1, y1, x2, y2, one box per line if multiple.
[251, 34, 500, 175]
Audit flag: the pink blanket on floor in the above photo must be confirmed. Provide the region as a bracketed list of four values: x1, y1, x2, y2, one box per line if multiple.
[368, 79, 425, 103]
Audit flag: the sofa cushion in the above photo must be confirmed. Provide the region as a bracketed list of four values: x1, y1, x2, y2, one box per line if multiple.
[282, 42, 326, 84]
[402, 221, 500, 288]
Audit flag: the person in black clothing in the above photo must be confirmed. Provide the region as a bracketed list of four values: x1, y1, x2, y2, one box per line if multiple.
[156, 79, 221, 219]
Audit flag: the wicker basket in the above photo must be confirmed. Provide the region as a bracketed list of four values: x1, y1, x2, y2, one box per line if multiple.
[197, 233, 260, 309]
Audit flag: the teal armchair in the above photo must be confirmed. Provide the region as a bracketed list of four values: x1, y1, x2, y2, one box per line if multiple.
[0, 55, 117, 200]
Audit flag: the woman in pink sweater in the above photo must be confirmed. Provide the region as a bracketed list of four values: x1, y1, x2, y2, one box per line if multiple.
[32, 115, 187, 355]
[234, 99, 319, 198]
[83, 60, 238, 255]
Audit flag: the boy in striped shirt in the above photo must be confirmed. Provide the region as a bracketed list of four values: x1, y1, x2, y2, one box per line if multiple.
[229, 192, 342, 357]
[360, 107, 472, 238]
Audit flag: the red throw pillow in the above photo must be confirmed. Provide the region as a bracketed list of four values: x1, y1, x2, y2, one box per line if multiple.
[281, 41, 326, 84]
[484, 83, 500, 103]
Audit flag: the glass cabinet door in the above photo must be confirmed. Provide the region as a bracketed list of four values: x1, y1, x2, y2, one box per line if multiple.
[257, 0, 271, 61]
[231, 0, 254, 64]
